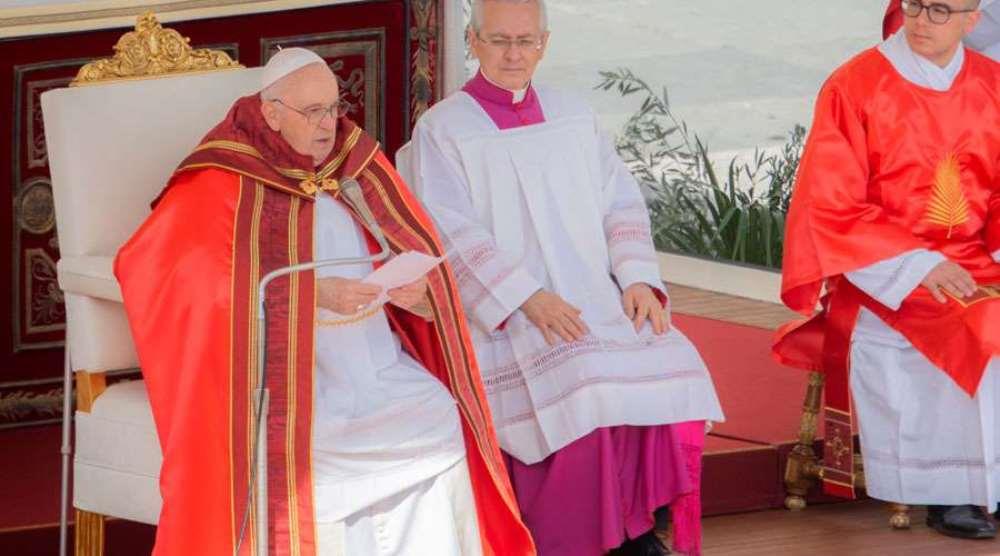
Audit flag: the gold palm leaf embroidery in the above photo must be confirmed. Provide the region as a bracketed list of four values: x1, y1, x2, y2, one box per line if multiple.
[924, 154, 969, 239]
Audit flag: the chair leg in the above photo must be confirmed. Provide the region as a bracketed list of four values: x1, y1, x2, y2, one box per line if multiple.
[75, 509, 105, 556]
[74, 374, 107, 555]
[784, 371, 825, 510]
[887, 503, 911, 529]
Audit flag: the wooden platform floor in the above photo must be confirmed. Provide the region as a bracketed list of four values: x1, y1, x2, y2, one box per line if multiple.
[702, 500, 1000, 555]
[666, 283, 798, 331]
[668, 284, 1000, 554]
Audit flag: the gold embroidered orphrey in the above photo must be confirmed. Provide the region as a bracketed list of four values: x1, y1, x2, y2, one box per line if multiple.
[946, 285, 1000, 308]
[70, 12, 243, 87]
[924, 153, 970, 239]
[298, 176, 340, 197]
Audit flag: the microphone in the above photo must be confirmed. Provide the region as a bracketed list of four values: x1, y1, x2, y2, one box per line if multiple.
[236, 178, 391, 556]
[339, 178, 389, 254]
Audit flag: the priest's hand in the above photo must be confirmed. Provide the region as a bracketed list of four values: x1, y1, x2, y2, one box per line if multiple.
[622, 283, 669, 335]
[922, 260, 977, 303]
[388, 276, 429, 310]
[520, 290, 589, 345]
[317, 277, 382, 314]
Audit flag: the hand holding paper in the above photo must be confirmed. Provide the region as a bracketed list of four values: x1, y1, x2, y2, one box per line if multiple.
[362, 251, 445, 306]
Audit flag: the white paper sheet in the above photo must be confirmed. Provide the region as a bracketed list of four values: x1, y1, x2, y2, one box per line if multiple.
[363, 251, 445, 305]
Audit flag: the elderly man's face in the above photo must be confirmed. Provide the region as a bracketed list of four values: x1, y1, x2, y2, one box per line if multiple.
[902, 0, 982, 66]
[261, 63, 341, 166]
[469, 1, 549, 90]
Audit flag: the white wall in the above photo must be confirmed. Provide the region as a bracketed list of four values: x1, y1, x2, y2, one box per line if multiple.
[537, 0, 881, 152]
[0, 0, 69, 6]
[0, 0, 354, 38]
[452, 0, 883, 153]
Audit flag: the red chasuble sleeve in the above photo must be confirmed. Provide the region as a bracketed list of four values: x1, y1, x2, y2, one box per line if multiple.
[780, 77, 923, 314]
[115, 168, 242, 556]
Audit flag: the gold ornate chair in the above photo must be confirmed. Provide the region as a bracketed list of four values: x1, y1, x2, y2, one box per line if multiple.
[42, 14, 260, 555]
[784, 371, 912, 528]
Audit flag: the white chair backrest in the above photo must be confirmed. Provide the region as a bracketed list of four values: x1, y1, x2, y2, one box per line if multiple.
[43, 68, 264, 259]
[42, 69, 263, 371]
[394, 141, 416, 195]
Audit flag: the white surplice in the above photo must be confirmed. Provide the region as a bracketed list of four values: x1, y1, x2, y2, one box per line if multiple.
[409, 87, 724, 465]
[842, 35, 1000, 508]
[310, 192, 479, 554]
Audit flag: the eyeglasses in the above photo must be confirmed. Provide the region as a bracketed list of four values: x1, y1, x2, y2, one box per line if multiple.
[901, 0, 978, 25]
[474, 33, 544, 52]
[272, 98, 349, 126]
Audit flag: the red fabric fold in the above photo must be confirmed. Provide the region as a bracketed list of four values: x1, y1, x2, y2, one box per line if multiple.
[883, 1, 904, 40]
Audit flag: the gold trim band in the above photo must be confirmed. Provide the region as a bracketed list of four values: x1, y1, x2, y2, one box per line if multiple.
[315, 304, 382, 327]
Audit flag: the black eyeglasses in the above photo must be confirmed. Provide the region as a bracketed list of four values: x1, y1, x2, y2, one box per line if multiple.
[272, 98, 349, 126]
[474, 33, 545, 52]
[901, 0, 978, 25]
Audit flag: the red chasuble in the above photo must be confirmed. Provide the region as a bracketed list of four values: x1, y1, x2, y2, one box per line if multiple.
[115, 95, 535, 556]
[773, 49, 1000, 498]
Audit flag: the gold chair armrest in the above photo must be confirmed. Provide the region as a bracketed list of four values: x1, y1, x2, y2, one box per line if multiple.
[75, 371, 107, 413]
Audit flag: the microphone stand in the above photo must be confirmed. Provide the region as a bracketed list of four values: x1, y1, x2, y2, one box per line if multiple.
[236, 180, 389, 556]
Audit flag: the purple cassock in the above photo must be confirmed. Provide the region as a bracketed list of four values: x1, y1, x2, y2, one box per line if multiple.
[462, 70, 707, 556]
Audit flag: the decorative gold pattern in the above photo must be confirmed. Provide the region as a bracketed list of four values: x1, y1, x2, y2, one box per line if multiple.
[25, 248, 64, 334]
[298, 177, 339, 197]
[194, 139, 262, 159]
[783, 371, 824, 511]
[27, 77, 72, 168]
[924, 154, 969, 238]
[827, 435, 851, 468]
[409, 0, 438, 127]
[888, 503, 911, 530]
[13, 59, 86, 352]
[70, 12, 242, 86]
[316, 304, 383, 327]
[945, 284, 1000, 308]
[16, 178, 55, 234]
[0, 387, 61, 421]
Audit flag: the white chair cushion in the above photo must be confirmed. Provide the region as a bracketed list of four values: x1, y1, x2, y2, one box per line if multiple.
[74, 379, 161, 525]
[57, 255, 120, 302]
[65, 294, 137, 372]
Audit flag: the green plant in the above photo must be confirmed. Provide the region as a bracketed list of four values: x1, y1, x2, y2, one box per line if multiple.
[597, 68, 805, 269]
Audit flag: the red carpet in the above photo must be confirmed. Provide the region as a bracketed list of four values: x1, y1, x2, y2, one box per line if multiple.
[675, 314, 810, 444]
[677, 313, 847, 514]
[0, 313, 827, 552]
